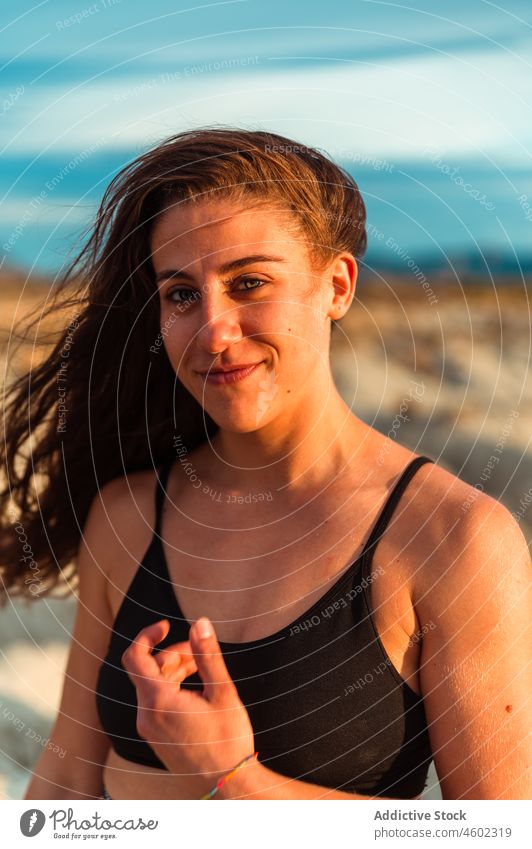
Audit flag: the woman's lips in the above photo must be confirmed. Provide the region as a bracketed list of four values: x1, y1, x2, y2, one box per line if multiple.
[199, 362, 263, 385]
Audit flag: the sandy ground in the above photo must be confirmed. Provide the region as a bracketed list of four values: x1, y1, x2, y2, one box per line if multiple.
[2, 267, 531, 800]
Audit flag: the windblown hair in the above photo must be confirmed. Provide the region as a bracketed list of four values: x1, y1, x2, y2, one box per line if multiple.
[0, 125, 367, 604]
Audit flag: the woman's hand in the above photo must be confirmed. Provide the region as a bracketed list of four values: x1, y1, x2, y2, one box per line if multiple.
[121, 617, 255, 798]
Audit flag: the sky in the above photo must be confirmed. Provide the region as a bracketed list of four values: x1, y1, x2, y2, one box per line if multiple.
[1, 0, 531, 277]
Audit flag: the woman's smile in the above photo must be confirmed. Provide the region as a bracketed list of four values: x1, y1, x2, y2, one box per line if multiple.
[196, 361, 264, 385]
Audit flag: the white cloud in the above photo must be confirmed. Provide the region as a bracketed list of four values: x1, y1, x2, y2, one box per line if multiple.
[3, 40, 531, 165]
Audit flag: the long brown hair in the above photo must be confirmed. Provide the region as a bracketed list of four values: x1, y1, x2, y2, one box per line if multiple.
[0, 125, 367, 604]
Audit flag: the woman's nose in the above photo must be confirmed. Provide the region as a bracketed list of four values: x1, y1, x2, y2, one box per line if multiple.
[195, 297, 243, 354]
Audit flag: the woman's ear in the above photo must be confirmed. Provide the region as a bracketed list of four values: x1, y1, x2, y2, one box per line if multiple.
[327, 254, 357, 320]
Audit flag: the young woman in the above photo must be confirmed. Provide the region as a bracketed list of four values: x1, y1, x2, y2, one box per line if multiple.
[2, 128, 530, 801]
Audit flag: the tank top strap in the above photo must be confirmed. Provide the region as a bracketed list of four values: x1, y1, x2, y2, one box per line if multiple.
[153, 459, 174, 537]
[359, 455, 434, 569]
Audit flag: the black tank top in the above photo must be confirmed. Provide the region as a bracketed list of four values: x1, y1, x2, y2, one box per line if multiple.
[96, 455, 434, 798]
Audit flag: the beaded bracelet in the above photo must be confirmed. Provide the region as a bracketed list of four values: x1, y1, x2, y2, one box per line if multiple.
[201, 752, 259, 799]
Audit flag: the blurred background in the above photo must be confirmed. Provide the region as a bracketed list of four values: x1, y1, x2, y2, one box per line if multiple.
[1, 0, 531, 800]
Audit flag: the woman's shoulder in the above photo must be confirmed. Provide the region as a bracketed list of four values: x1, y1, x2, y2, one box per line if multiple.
[382, 447, 528, 593]
[82, 467, 161, 582]
[96, 467, 160, 517]
[400, 451, 515, 534]
[365, 428, 509, 526]
[387, 447, 514, 536]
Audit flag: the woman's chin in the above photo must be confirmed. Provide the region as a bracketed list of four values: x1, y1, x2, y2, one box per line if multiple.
[206, 408, 273, 434]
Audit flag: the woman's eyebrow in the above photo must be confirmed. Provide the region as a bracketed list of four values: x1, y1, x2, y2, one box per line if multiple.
[154, 254, 285, 284]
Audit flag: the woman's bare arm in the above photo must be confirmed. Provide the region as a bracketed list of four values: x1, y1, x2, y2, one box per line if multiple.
[415, 491, 532, 800]
[23, 481, 125, 799]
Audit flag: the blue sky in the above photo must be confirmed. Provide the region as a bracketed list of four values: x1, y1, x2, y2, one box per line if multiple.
[1, 0, 531, 276]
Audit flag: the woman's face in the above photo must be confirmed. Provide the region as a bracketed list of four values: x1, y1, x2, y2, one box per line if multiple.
[149, 198, 355, 433]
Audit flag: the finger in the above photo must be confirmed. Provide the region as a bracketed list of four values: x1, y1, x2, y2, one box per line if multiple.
[154, 638, 193, 664]
[158, 656, 198, 684]
[121, 619, 171, 685]
[154, 640, 198, 682]
[189, 617, 238, 703]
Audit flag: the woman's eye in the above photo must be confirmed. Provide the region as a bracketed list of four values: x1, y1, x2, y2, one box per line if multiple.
[165, 278, 265, 304]
[166, 287, 200, 305]
[236, 277, 266, 291]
